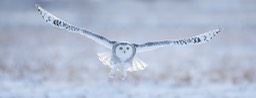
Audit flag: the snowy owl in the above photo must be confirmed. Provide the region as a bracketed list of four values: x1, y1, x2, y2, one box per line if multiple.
[36, 4, 221, 80]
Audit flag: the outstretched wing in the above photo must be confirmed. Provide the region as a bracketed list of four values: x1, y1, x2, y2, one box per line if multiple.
[133, 28, 221, 53]
[35, 4, 115, 49]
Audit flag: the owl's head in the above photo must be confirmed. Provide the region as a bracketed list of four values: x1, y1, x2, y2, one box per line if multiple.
[113, 42, 136, 61]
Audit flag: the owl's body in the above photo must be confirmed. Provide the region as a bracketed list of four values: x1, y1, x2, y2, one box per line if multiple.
[99, 42, 148, 79]
[36, 4, 221, 80]
[110, 42, 136, 79]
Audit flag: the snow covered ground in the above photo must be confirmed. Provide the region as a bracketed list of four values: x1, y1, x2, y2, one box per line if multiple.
[0, 0, 256, 98]
[0, 80, 255, 98]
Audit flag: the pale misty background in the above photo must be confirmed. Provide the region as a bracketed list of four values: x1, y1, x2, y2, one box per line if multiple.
[0, 0, 256, 98]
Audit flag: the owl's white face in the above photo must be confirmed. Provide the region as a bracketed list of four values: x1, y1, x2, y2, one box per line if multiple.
[115, 44, 134, 61]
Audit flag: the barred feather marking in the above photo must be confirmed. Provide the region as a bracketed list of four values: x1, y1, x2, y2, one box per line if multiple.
[35, 4, 115, 49]
[134, 28, 221, 52]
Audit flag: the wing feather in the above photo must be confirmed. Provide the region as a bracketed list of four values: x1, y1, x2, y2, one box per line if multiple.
[128, 57, 148, 72]
[97, 52, 112, 67]
[134, 28, 221, 52]
[97, 52, 148, 72]
[35, 4, 115, 49]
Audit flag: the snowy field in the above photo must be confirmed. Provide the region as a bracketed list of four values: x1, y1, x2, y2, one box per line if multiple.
[0, 0, 256, 98]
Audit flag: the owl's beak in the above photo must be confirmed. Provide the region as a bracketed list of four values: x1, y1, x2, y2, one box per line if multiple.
[123, 51, 126, 54]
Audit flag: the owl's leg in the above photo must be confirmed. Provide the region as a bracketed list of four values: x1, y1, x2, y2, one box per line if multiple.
[120, 64, 129, 80]
[108, 61, 117, 78]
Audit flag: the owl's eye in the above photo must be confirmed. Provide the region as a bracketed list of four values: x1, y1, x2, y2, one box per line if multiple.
[126, 47, 130, 50]
[119, 47, 123, 50]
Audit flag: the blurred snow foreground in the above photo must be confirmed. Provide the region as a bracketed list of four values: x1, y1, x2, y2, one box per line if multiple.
[0, 0, 256, 98]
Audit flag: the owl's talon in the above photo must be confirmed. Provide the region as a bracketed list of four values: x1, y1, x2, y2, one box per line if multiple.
[121, 77, 126, 80]
[108, 72, 115, 78]
[121, 73, 127, 80]
[121, 74, 127, 80]
[121, 72, 127, 80]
